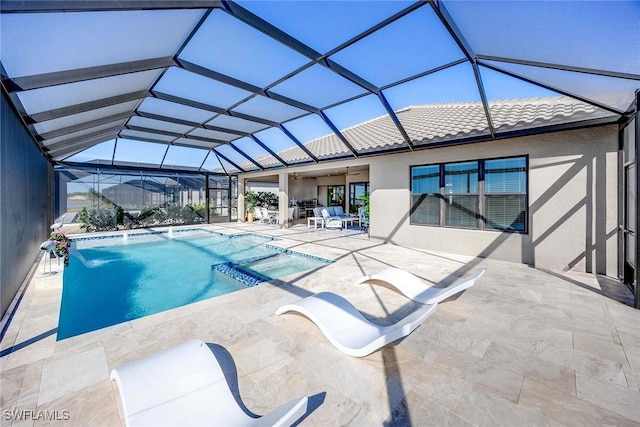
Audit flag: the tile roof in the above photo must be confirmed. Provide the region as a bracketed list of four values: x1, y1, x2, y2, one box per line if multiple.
[231, 96, 614, 172]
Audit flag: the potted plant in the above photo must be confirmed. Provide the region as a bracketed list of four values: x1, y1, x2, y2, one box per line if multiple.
[49, 231, 71, 266]
[245, 190, 258, 222]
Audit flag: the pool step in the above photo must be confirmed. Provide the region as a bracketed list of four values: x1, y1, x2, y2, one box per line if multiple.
[211, 253, 281, 287]
[212, 247, 334, 288]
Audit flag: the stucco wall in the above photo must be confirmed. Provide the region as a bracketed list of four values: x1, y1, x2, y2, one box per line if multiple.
[289, 176, 317, 201]
[1, 91, 52, 318]
[369, 125, 618, 275]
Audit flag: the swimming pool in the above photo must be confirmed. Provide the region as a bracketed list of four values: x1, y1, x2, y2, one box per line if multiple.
[58, 229, 331, 340]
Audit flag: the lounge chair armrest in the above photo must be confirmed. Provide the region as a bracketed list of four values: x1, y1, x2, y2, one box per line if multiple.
[255, 396, 308, 427]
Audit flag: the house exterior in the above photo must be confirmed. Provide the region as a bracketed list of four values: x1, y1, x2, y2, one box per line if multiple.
[237, 97, 619, 276]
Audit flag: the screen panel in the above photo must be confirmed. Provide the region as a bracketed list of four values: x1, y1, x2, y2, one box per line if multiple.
[270, 64, 366, 108]
[444, 0, 640, 75]
[42, 120, 127, 147]
[481, 60, 638, 113]
[329, 6, 465, 87]
[17, 69, 162, 114]
[153, 67, 253, 110]
[179, 9, 310, 88]
[236, 0, 412, 54]
[231, 96, 308, 123]
[478, 65, 615, 132]
[214, 144, 260, 171]
[161, 145, 209, 171]
[63, 139, 116, 165]
[231, 137, 282, 168]
[189, 128, 239, 142]
[206, 114, 269, 133]
[113, 138, 168, 168]
[33, 101, 138, 135]
[127, 116, 194, 135]
[283, 114, 352, 159]
[383, 62, 489, 146]
[323, 94, 405, 153]
[119, 129, 176, 144]
[254, 127, 311, 164]
[137, 97, 215, 124]
[0, 9, 205, 77]
[201, 152, 225, 173]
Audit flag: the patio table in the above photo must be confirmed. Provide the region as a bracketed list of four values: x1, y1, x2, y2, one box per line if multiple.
[341, 216, 360, 228]
[307, 216, 324, 229]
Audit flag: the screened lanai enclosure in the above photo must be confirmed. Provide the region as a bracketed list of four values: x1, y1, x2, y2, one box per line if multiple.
[56, 169, 237, 229]
[1, 0, 639, 317]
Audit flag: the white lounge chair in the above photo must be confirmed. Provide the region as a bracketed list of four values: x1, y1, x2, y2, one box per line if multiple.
[275, 292, 437, 357]
[110, 339, 308, 427]
[356, 268, 485, 304]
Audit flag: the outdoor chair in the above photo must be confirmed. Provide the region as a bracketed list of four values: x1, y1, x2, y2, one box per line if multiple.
[276, 292, 437, 357]
[332, 206, 346, 217]
[356, 268, 485, 304]
[320, 208, 342, 229]
[253, 207, 264, 222]
[260, 207, 277, 224]
[110, 339, 309, 426]
[358, 207, 369, 227]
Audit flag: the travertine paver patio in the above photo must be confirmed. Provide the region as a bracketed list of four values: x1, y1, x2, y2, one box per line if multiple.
[1, 222, 639, 426]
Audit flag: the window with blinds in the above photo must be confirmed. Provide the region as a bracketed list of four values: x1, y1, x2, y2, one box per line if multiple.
[484, 158, 527, 231]
[444, 161, 479, 228]
[410, 165, 440, 225]
[410, 156, 527, 233]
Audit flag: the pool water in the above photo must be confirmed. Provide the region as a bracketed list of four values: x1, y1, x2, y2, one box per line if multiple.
[58, 231, 329, 340]
[238, 254, 325, 280]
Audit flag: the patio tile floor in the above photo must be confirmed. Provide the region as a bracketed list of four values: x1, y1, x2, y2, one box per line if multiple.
[1, 222, 638, 426]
